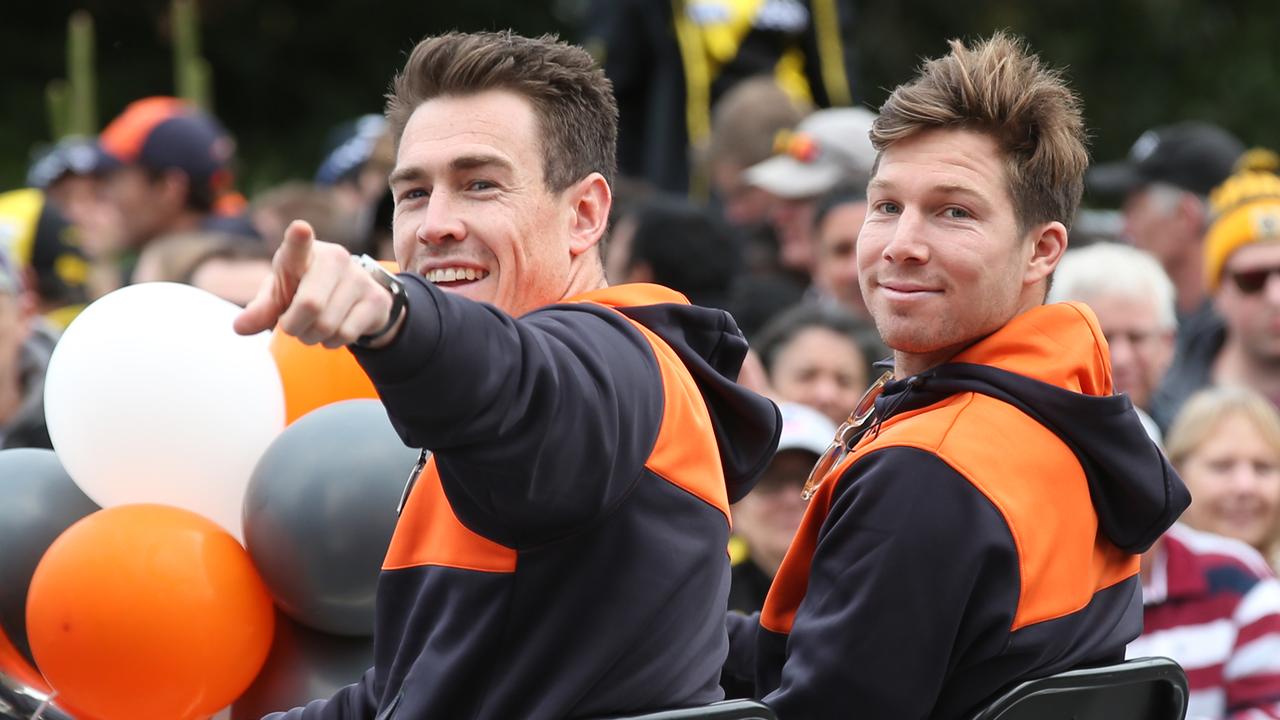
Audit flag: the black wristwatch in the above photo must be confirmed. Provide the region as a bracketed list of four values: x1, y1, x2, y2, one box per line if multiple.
[353, 254, 408, 347]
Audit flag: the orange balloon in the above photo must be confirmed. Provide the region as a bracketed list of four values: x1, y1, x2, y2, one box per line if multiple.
[26, 505, 275, 720]
[0, 622, 48, 693]
[270, 329, 379, 424]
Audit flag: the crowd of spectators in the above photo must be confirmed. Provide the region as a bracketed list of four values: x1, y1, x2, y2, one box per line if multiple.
[4, 10, 1280, 717]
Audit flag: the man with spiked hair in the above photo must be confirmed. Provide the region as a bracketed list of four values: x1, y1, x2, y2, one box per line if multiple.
[722, 33, 1189, 719]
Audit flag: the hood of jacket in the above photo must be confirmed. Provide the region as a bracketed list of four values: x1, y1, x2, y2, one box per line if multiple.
[573, 283, 782, 504]
[867, 301, 1190, 554]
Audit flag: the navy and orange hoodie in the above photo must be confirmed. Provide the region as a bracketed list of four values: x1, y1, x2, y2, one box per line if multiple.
[722, 302, 1191, 720]
[270, 279, 781, 720]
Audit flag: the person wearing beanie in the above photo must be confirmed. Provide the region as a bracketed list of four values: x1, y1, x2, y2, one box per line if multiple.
[0, 188, 90, 329]
[1088, 122, 1245, 323]
[1151, 149, 1280, 429]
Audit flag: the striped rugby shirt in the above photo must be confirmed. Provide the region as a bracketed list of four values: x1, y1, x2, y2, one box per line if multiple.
[1128, 523, 1280, 720]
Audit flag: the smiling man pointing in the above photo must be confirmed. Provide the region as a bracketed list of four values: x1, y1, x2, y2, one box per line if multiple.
[237, 31, 780, 720]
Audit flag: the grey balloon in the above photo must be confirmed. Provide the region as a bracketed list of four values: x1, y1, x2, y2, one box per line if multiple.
[243, 399, 420, 636]
[230, 611, 373, 719]
[0, 449, 98, 666]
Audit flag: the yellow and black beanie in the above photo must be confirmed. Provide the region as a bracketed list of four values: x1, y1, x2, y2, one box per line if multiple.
[1204, 149, 1280, 292]
[0, 189, 89, 327]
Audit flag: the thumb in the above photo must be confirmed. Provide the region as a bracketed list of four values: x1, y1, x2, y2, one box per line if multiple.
[233, 274, 282, 335]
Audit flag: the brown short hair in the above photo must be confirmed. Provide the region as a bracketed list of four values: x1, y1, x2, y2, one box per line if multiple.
[870, 32, 1087, 231]
[386, 31, 618, 193]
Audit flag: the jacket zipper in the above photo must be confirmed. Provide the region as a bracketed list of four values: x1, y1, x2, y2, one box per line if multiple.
[397, 450, 429, 515]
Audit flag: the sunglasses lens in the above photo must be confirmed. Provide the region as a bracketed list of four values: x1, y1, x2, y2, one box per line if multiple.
[1234, 269, 1269, 294]
[802, 441, 844, 501]
[801, 371, 894, 501]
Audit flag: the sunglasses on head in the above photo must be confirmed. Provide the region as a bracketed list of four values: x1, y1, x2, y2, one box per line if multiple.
[1228, 266, 1280, 295]
[801, 370, 893, 500]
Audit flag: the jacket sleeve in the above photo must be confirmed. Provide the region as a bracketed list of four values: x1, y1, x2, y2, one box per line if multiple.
[261, 668, 379, 720]
[764, 447, 1020, 720]
[350, 276, 665, 546]
[723, 610, 760, 685]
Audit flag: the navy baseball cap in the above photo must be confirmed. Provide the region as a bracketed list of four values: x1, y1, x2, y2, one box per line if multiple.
[97, 96, 237, 195]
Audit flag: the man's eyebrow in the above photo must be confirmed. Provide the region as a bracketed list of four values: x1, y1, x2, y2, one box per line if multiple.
[389, 154, 515, 187]
[867, 178, 988, 202]
[449, 153, 514, 173]
[867, 177, 893, 193]
[388, 166, 423, 187]
[932, 182, 986, 201]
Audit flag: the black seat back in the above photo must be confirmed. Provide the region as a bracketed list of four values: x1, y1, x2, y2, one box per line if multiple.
[970, 657, 1189, 720]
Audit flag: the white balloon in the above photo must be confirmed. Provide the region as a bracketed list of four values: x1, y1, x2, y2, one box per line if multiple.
[44, 282, 284, 541]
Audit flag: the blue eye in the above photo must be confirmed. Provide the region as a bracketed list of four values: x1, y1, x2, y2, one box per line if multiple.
[876, 201, 900, 214]
[468, 180, 496, 191]
[944, 207, 971, 219]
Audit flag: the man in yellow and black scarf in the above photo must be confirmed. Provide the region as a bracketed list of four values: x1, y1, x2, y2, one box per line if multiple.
[584, 0, 857, 197]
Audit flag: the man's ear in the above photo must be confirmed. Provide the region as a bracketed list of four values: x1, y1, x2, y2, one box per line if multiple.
[1177, 191, 1208, 230]
[566, 172, 612, 258]
[1025, 220, 1068, 287]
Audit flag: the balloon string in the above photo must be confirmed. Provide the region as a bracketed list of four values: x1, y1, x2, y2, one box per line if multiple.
[32, 690, 57, 720]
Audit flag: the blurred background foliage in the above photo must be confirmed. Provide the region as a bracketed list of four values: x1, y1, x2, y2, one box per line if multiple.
[4, 0, 1279, 199]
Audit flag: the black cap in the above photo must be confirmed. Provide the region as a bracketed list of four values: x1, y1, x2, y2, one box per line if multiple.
[26, 136, 112, 189]
[1087, 122, 1245, 197]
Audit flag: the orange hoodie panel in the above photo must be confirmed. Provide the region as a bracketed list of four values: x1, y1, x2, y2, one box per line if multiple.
[762, 303, 1138, 634]
[383, 455, 518, 573]
[624, 316, 730, 524]
[384, 284, 730, 573]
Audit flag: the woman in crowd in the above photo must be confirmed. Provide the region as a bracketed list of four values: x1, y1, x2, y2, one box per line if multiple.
[1166, 385, 1280, 571]
[753, 302, 880, 426]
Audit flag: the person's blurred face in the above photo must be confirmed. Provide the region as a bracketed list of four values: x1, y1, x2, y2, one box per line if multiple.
[1122, 185, 1195, 269]
[713, 162, 775, 226]
[45, 174, 104, 229]
[0, 292, 32, 425]
[731, 449, 814, 577]
[770, 196, 818, 274]
[1215, 242, 1280, 366]
[770, 327, 866, 425]
[390, 90, 603, 317]
[813, 201, 868, 315]
[190, 257, 273, 308]
[1085, 292, 1174, 411]
[1179, 411, 1280, 552]
[860, 129, 1057, 371]
[75, 186, 127, 261]
[103, 167, 183, 248]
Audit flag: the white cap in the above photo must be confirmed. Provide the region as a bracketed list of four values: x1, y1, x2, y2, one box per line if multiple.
[743, 107, 878, 199]
[775, 402, 838, 457]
